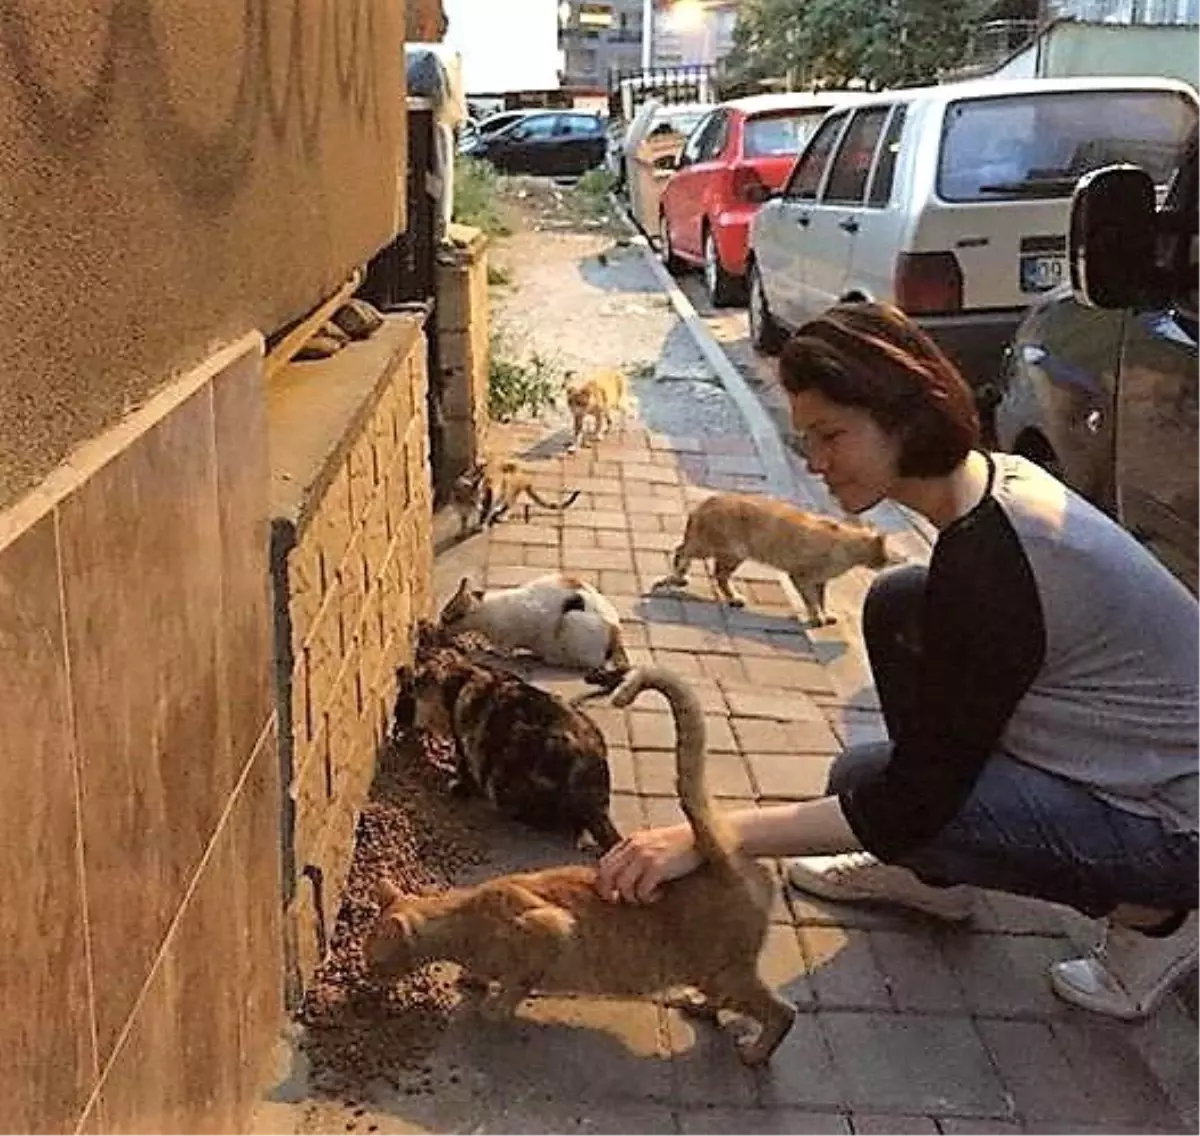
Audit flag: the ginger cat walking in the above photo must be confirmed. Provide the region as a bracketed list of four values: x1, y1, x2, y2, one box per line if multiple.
[661, 493, 893, 625]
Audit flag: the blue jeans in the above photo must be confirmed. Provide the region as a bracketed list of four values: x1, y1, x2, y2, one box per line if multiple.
[831, 565, 1199, 919]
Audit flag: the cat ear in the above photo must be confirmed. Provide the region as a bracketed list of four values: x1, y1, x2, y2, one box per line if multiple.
[455, 575, 473, 598]
[373, 877, 402, 907]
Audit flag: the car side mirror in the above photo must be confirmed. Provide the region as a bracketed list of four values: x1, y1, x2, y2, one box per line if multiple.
[1070, 165, 1167, 310]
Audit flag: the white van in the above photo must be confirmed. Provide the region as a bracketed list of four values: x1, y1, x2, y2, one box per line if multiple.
[747, 76, 1199, 409]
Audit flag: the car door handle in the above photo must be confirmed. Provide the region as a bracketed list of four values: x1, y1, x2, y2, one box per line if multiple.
[838, 218, 859, 234]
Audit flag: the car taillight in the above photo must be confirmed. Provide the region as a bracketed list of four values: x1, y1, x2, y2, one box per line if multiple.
[730, 164, 769, 204]
[894, 252, 963, 314]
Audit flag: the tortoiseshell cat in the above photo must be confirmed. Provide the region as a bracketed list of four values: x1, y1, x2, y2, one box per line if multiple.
[368, 666, 796, 1066]
[394, 624, 621, 851]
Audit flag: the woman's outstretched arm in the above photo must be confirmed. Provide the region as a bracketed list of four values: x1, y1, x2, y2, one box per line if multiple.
[595, 795, 861, 903]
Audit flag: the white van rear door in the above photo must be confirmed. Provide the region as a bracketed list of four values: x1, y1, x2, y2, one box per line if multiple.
[929, 87, 1198, 312]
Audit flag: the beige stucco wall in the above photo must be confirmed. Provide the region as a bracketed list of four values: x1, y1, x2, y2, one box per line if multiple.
[0, 1, 407, 509]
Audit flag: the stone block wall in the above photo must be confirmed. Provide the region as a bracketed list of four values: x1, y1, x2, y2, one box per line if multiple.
[268, 316, 434, 1000]
[437, 224, 491, 478]
[0, 334, 282, 1134]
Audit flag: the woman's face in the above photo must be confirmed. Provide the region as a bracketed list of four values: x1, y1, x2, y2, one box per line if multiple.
[788, 388, 902, 514]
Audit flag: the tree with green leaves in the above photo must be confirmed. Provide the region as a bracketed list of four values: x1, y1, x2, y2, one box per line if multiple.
[727, 0, 998, 90]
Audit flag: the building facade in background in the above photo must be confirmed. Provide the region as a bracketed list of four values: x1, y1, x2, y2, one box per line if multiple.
[651, 0, 740, 68]
[560, 0, 744, 90]
[560, 0, 646, 91]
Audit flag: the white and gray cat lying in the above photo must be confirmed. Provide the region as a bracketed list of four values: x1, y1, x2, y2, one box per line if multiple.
[439, 572, 629, 682]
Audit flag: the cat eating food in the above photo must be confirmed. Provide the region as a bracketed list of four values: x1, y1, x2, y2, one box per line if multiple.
[659, 492, 894, 625]
[438, 571, 629, 682]
[366, 666, 796, 1067]
[397, 623, 621, 851]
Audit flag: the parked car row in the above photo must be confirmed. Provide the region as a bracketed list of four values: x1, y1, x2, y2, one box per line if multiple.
[657, 92, 873, 306]
[658, 77, 1194, 411]
[459, 108, 607, 178]
[648, 74, 1197, 593]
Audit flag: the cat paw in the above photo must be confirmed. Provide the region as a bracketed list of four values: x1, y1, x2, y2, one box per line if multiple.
[664, 989, 718, 1020]
[734, 1004, 796, 1066]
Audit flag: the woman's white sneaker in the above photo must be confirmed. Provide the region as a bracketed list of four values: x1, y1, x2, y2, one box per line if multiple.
[786, 853, 974, 923]
[1050, 913, 1198, 1020]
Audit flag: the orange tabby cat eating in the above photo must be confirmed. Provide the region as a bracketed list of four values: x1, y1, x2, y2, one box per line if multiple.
[365, 666, 796, 1066]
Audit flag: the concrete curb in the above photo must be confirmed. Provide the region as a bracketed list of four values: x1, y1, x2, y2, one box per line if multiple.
[608, 195, 795, 499]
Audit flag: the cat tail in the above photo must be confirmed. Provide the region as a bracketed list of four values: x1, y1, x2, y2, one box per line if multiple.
[524, 486, 582, 512]
[610, 667, 737, 873]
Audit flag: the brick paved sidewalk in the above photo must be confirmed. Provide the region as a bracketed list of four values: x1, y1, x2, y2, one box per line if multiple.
[391, 413, 1200, 1136]
[241, 397, 1189, 1136]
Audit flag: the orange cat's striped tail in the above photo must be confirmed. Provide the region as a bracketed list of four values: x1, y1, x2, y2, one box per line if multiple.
[609, 666, 737, 872]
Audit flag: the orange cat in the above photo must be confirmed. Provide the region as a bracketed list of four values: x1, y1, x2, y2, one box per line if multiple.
[366, 666, 796, 1066]
[660, 493, 892, 625]
[565, 368, 632, 450]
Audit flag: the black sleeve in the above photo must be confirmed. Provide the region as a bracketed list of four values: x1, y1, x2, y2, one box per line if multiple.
[839, 502, 1047, 861]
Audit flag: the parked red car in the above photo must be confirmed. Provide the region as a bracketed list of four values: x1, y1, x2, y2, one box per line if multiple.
[657, 91, 868, 305]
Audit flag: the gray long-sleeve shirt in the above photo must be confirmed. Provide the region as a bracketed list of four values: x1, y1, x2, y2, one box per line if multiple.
[842, 452, 1199, 861]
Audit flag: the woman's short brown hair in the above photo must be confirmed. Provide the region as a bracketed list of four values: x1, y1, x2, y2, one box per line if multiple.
[778, 302, 980, 477]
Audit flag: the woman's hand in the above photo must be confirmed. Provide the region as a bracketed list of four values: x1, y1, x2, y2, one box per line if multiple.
[595, 823, 701, 904]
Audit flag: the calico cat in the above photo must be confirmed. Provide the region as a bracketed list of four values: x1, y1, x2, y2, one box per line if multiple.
[565, 368, 632, 451]
[660, 493, 892, 625]
[438, 572, 629, 680]
[396, 623, 621, 851]
[366, 666, 796, 1066]
[451, 457, 581, 536]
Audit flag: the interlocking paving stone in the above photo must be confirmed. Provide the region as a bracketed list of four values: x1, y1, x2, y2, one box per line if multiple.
[1047, 1017, 1187, 1130]
[758, 923, 816, 1010]
[492, 997, 673, 1103]
[820, 1011, 1009, 1116]
[939, 932, 1068, 1019]
[976, 1018, 1095, 1123]
[664, 1010, 760, 1107]
[742, 656, 837, 695]
[849, 1114, 939, 1134]
[868, 928, 969, 1014]
[798, 926, 892, 1011]
[677, 1107, 850, 1134]
[747, 752, 835, 800]
[723, 687, 827, 722]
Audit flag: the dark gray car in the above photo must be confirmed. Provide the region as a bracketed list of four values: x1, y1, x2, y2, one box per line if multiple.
[996, 130, 1198, 591]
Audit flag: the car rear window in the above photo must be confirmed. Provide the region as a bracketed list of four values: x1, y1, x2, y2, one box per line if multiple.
[743, 109, 831, 158]
[652, 110, 708, 138]
[937, 89, 1198, 202]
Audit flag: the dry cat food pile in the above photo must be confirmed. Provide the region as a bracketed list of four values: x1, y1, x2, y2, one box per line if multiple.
[297, 733, 487, 1098]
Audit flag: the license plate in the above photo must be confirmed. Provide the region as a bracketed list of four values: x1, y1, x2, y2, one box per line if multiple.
[1020, 253, 1065, 293]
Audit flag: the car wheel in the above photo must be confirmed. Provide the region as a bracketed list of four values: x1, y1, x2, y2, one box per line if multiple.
[748, 261, 784, 355]
[703, 229, 745, 308]
[658, 211, 683, 275]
